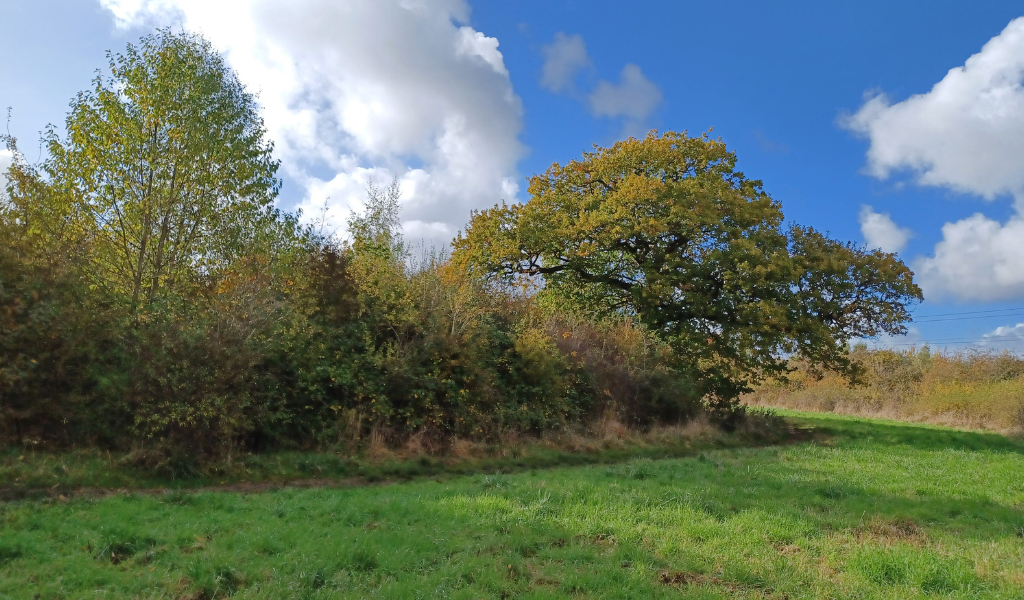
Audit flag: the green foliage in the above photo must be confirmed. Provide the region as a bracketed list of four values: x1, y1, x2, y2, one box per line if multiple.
[6, 31, 892, 465]
[0, 30, 298, 460]
[263, 180, 701, 449]
[37, 28, 280, 308]
[1, 29, 696, 462]
[0, 421, 764, 494]
[454, 131, 922, 413]
[0, 178, 111, 445]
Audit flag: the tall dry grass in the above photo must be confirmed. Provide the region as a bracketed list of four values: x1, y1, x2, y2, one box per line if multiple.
[356, 413, 724, 465]
[743, 347, 1024, 434]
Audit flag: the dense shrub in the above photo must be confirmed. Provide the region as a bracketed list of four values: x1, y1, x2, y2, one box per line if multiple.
[744, 345, 1024, 432]
[0, 162, 703, 466]
[0, 235, 101, 446]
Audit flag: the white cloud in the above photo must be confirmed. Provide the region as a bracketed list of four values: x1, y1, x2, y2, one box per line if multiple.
[842, 17, 1024, 204]
[0, 149, 12, 195]
[538, 32, 662, 135]
[540, 32, 590, 93]
[914, 213, 1024, 302]
[589, 63, 662, 124]
[859, 205, 912, 252]
[843, 17, 1024, 302]
[98, 0, 524, 248]
[979, 322, 1024, 352]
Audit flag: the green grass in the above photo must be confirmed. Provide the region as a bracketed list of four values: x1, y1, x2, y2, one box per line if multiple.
[2, 413, 1023, 599]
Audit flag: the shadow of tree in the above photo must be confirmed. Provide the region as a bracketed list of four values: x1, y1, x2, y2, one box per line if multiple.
[796, 413, 1024, 455]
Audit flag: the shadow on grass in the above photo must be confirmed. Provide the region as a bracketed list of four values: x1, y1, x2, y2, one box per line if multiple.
[3, 413, 1023, 598]
[423, 431, 1024, 597]
[790, 412, 1024, 455]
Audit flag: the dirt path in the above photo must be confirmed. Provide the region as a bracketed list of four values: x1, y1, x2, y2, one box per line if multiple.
[0, 476, 382, 502]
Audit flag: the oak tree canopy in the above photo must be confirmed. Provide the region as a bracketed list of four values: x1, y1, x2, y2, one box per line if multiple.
[454, 131, 922, 407]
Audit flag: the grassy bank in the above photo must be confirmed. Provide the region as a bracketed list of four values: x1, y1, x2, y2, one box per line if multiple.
[0, 417, 784, 499]
[2, 412, 1023, 599]
[744, 348, 1024, 433]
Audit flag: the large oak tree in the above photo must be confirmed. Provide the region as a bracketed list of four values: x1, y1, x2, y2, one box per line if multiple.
[454, 131, 922, 409]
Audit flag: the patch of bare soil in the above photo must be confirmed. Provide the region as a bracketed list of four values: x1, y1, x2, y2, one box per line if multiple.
[0, 476, 371, 503]
[658, 570, 791, 598]
[659, 571, 741, 590]
[853, 517, 929, 547]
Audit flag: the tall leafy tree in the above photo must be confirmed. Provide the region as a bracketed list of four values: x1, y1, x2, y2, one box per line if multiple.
[1, 30, 292, 456]
[454, 131, 922, 409]
[20, 29, 281, 308]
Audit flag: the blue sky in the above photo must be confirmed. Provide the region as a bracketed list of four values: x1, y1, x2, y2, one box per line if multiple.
[2, 0, 1024, 351]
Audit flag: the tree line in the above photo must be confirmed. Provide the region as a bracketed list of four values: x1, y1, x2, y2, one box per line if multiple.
[0, 30, 921, 471]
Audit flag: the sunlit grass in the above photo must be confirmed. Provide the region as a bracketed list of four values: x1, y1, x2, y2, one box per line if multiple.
[2, 412, 1023, 598]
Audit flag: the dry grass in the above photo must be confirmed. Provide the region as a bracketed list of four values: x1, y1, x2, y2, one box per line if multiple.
[744, 347, 1024, 433]
[381, 414, 720, 463]
[0, 413, 780, 499]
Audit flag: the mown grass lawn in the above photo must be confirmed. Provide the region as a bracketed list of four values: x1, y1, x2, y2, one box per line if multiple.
[2, 412, 1023, 599]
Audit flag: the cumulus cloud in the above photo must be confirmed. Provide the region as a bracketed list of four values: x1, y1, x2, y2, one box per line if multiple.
[979, 322, 1024, 351]
[589, 64, 662, 124]
[859, 205, 912, 252]
[843, 17, 1024, 302]
[842, 17, 1024, 203]
[913, 213, 1024, 302]
[540, 32, 590, 93]
[99, 0, 524, 247]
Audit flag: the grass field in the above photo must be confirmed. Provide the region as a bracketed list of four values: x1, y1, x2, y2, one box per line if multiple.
[2, 412, 1023, 599]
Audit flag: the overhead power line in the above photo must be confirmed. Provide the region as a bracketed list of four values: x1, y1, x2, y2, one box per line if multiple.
[872, 335, 1024, 347]
[910, 307, 1024, 320]
[912, 313, 1024, 323]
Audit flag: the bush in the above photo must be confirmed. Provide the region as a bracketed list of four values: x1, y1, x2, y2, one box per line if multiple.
[744, 346, 1024, 432]
[0, 206, 706, 464]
